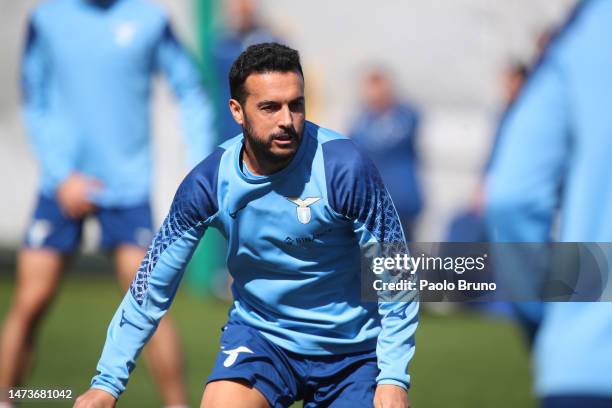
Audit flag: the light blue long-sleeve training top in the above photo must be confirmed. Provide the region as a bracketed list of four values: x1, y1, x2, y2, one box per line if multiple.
[21, 0, 215, 207]
[89, 121, 419, 398]
[487, 0, 612, 397]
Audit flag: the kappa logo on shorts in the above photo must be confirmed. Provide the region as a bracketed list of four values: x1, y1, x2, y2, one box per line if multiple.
[222, 346, 254, 367]
[286, 197, 321, 224]
[387, 303, 411, 319]
[28, 220, 52, 248]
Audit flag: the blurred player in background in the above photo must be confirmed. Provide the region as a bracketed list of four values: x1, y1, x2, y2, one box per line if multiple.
[0, 0, 215, 407]
[349, 67, 423, 241]
[487, 0, 612, 406]
[211, 0, 279, 143]
[74, 43, 418, 408]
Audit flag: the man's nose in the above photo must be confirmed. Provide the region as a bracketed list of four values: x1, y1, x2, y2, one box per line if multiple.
[279, 105, 293, 128]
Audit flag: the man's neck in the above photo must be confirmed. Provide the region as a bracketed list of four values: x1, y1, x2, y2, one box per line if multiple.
[84, 0, 118, 9]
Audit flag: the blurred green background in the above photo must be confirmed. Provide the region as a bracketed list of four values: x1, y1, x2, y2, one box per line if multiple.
[0, 258, 535, 408]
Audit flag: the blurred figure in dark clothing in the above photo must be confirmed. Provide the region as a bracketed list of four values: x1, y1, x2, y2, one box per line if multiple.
[211, 0, 279, 143]
[349, 68, 423, 240]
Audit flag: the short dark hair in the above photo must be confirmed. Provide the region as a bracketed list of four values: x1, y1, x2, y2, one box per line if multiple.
[229, 42, 304, 104]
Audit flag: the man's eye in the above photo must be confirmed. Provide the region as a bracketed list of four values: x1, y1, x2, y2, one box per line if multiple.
[290, 101, 304, 111]
[261, 105, 277, 112]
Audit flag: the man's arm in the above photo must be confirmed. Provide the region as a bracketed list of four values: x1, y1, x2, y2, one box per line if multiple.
[485, 33, 571, 335]
[21, 14, 78, 191]
[486, 44, 570, 242]
[90, 211, 207, 397]
[350, 156, 418, 391]
[323, 139, 418, 403]
[155, 18, 216, 166]
[77, 149, 223, 403]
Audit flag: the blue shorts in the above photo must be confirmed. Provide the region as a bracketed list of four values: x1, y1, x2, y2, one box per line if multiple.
[207, 322, 379, 408]
[23, 194, 153, 253]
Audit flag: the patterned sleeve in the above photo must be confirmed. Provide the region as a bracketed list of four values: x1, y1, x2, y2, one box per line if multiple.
[323, 139, 419, 389]
[90, 148, 224, 398]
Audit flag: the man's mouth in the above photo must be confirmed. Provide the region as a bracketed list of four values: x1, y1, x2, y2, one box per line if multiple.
[272, 132, 296, 146]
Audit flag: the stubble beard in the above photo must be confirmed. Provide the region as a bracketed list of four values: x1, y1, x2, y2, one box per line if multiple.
[242, 113, 301, 168]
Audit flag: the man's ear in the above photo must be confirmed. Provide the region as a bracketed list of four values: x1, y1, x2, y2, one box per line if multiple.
[229, 99, 244, 126]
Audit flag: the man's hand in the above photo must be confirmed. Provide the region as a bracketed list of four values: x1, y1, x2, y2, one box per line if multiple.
[56, 173, 102, 219]
[374, 384, 411, 408]
[73, 389, 117, 408]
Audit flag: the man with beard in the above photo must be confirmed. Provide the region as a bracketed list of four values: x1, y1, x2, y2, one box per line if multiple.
[74, 43, 418, 408]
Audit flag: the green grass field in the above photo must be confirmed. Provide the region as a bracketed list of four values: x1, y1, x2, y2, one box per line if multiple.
[0, 274, 535, 408]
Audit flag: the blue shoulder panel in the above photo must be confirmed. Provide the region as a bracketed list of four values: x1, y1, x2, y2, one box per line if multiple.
[130, 147, 224, 303]
[173, 146, 224, 224]
[322, 139, 403, 245]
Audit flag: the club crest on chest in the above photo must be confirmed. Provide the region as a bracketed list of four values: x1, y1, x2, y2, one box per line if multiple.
[286, 197, 321, 224]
